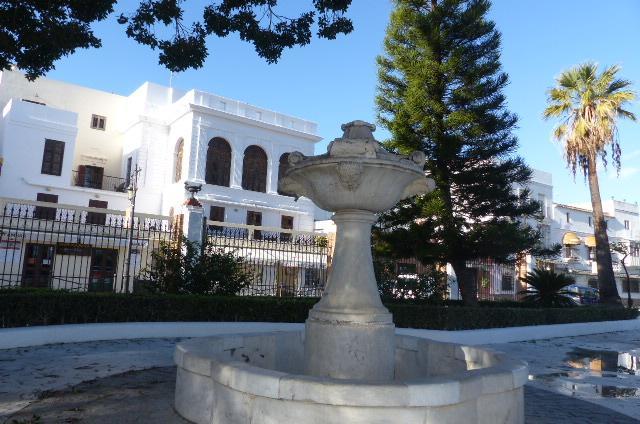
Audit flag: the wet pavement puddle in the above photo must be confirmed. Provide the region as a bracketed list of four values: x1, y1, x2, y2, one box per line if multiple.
[529, 347, 640, 399]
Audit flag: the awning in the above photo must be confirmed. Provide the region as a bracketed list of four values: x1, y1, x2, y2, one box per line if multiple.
[562, 232, 581, 245]
[585, 235, 596, 247]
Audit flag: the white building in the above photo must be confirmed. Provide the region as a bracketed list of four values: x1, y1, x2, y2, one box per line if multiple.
[0, 68, 321, 232]
[524, 170, 640, 302]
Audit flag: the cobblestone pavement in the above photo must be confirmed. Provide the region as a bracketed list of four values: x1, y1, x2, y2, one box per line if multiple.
[0, 338, 181, 418]
[6, 366, 638, 423]
[490, 330, 640, 421]
[1, 331, 640, 423]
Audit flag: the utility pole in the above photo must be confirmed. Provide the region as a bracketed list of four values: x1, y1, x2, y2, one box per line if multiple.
[124, 164, 141, 293]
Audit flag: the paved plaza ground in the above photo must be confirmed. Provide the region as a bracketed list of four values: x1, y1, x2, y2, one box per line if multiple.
[1, 331, 639, 423]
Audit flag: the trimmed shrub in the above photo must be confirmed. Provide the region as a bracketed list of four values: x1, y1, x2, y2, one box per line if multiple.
[0, 290, 636, 330]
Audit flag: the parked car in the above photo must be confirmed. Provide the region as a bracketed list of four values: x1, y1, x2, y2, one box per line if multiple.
[567, 285, 599, 305]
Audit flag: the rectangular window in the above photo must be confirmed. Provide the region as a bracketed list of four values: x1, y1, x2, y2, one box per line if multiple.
[209, 206, 225, 232]
[86, 199, 108, 225]
[566, 212, 570, 224]
[246, 211, 262, 240]
[588, 246, 595, 261]
[280, 215, 294, 242]
[41, 139, 65, 176]
[588, 216, 592, 227]
[76, 165, 104, 189]
[625, 220, 630, 230]
[34, 193, 58, 220]
[622, 279, 640, 293]
[631, 242, 640, 258]
[90, 114, 106, 130]
[501, 274, 514, 292]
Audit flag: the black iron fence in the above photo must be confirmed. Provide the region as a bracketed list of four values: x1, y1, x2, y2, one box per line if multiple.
[0, 199, 175, 292]
[464, 258, 520, 301]
[206, 221, 330, 297]
[0, 197, 521, 300]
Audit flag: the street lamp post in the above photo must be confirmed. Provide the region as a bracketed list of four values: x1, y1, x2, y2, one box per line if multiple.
[124, 165, 141, 293]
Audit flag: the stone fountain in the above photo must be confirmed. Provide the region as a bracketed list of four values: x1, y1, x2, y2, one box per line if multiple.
[173, 121, 527, 423]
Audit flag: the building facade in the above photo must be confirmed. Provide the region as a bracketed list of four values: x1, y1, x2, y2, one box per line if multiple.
[0, 69, 324, 292]
[518, 170, 640, 302]
[0, 68, 321, 231]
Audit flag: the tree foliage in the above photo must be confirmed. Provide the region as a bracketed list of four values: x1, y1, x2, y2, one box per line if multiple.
[544, 63, 636, 305]
[374, 0, 549, 305]
[519, 269, 576, 307]
[543, 63, 636, 176]
[1, 0, 353, 80]
[142, 237, 253, 295]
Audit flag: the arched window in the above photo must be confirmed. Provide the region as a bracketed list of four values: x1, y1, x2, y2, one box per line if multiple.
[174, 138, 184, 183]
[277, 153, 293, 196]
[241, 145, 268, 193]
[205, 137, 232, 186]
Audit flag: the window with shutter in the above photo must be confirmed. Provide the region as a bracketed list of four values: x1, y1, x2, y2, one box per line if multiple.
[280, 215, 294, 242]
[209, 206, 225, 232]
[87, 200, 108, 225]
[241, 145, 267, 192]
[205, 137, 232, 186]
[246, 211, 262, 240]
[41, 139, 65, 176]
[34, 193, 58, 220]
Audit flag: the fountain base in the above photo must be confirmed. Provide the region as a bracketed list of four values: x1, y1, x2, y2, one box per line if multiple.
[303, 315, 395, 380]
[174, 331, 526, 424]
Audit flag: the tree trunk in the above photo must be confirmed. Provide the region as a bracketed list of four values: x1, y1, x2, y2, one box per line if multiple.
[587, 155, 622, 305]
[452, 260, 478, 306]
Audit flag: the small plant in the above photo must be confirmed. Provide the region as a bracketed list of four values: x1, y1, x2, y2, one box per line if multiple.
[142, 237, 253, 295]
[519, 269, 576, 307]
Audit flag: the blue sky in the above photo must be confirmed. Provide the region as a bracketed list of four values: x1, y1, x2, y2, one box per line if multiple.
[46, 0, 640, 205]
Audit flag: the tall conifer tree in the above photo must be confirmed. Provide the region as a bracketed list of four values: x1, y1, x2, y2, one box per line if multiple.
[375, 0, 546, 305]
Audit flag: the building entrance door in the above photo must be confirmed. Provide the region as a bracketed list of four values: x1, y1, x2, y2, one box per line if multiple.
[22, 243, 55, 288]
[89, 248, 118, 292]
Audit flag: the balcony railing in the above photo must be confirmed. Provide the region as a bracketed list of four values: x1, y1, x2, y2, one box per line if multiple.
[72, 170, 127, 193]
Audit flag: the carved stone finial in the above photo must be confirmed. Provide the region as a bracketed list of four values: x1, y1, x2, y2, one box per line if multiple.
[340, 120, 376, 140]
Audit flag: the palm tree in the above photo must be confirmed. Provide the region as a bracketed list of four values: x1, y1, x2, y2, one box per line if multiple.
[544, 63, 636, 305]
[519, 269, 576, 307]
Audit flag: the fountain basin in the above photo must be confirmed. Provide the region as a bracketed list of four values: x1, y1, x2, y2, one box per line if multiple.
[174, 331, 527, 424]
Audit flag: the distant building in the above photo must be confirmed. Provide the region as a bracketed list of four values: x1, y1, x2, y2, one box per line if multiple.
[515, 169, 640, 302]
[0, 68, 321, 232]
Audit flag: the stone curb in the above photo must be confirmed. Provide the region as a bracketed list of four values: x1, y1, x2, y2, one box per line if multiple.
[1, 318, 638, 349]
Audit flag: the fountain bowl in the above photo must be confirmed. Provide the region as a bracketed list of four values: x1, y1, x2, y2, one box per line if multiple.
[174, 331, 527, 424]
[281, 155, 432, 213]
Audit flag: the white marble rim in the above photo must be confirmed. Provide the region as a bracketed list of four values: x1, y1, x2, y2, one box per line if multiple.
[174, 331, 527, 408]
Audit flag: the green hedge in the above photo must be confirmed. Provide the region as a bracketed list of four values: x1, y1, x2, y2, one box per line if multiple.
[0, 290, 637, 330]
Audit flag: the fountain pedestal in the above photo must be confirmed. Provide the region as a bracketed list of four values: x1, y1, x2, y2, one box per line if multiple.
[304, 210, 395, 380]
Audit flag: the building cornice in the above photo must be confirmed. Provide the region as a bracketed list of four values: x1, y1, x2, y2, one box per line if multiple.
[188, 104, 322, 142]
